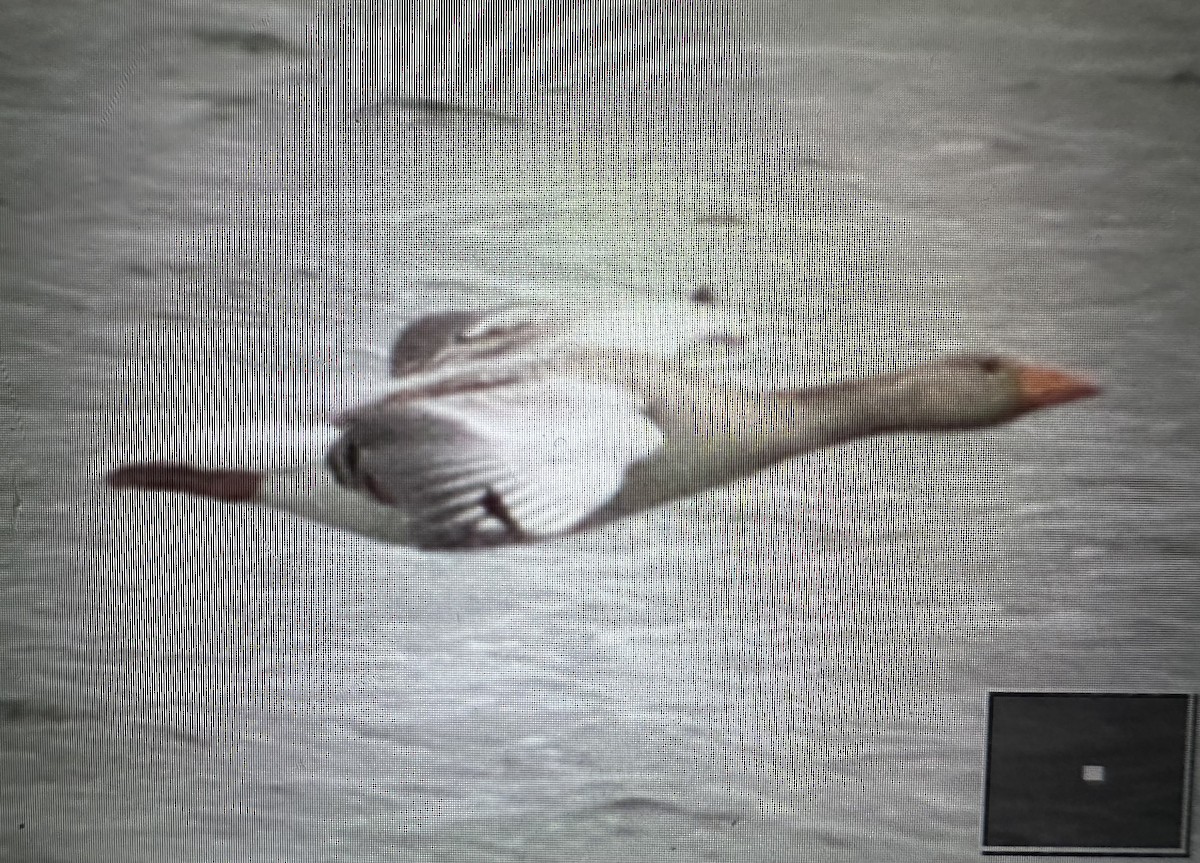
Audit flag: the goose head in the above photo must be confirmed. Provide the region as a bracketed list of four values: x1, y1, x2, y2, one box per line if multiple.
[875, 353, 1100, 431]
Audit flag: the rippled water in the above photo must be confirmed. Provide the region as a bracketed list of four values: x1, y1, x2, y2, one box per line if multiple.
[3, 1, 1199, 860]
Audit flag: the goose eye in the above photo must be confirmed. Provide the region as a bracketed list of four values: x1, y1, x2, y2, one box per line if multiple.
[979, 358, 1001, 374]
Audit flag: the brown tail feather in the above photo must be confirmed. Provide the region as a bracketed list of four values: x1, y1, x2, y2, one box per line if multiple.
[106, 462, 262, 503]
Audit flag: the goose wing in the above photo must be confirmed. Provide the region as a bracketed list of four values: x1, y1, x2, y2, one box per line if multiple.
[388, 306, 565, 378]
[387, 300, 744, 379]
[327, 375, 664, 549]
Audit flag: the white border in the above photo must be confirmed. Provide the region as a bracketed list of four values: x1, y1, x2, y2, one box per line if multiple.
[979, 690, 1195, 857]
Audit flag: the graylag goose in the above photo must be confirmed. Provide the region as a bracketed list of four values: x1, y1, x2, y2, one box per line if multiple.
[107, 303, 1098, 551]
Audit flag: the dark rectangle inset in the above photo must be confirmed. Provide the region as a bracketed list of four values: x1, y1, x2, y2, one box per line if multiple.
[982, 692, 1195, 856]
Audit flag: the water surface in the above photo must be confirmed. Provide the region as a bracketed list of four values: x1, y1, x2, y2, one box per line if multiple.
[3, 1, 1198, 860]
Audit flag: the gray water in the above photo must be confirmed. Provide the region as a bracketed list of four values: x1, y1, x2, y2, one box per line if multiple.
[3, 1, 1199, 860]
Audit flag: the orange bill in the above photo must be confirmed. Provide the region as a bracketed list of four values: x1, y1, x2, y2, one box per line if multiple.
[1015, 365, 1101, 409]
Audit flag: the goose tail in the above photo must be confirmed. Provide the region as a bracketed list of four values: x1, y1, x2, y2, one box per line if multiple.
[106, 462, 263, 502]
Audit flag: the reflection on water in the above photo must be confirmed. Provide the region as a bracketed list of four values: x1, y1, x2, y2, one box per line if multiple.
[3, 0, 1199, 860]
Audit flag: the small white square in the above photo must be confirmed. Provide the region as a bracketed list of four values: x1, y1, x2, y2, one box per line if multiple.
[1082, 764, 1106, 783]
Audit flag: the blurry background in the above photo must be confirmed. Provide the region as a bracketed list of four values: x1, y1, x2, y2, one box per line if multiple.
[2, 0, 1198, 860]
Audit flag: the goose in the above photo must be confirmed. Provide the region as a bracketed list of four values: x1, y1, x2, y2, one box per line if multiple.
[106, 303, 1099, 551]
